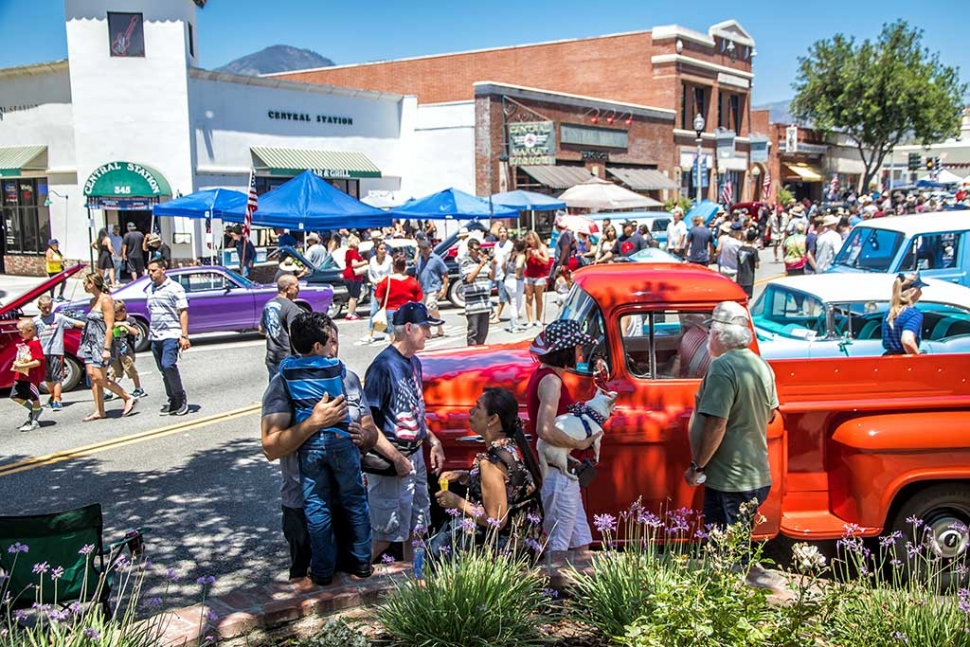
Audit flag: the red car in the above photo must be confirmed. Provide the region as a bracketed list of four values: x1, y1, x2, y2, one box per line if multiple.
[0, 266, 85, 393]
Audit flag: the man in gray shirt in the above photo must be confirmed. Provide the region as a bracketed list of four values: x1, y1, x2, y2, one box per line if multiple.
[259, 275, 303, 380]
[415, 238, 449, 337]
[304, 233, 330, 270]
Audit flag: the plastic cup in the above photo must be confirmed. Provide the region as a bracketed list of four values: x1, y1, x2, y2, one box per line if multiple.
[439, 477, 449, 492]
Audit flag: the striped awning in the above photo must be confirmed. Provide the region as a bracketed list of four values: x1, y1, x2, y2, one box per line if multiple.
[0, 145, 47, 177]
[520, 165, 593, 190]
[606, 167, 678, 191]
[251, 146, 381, 179]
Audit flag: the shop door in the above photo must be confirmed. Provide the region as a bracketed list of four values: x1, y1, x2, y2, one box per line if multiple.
[118, 210, 153, 235]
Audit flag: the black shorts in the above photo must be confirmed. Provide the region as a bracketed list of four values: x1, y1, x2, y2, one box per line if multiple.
[127, 257, 145, 275]
[11, 381, 39, 402]
[346, 279, 362, 299]
[44, 355, 64, 383]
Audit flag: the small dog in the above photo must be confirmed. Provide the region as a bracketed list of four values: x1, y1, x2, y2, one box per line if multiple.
[537, 389, 618, 481]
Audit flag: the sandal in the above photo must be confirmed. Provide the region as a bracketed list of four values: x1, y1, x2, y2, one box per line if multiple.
[122, 397, 138, 417]
[83, 413, 104, 422]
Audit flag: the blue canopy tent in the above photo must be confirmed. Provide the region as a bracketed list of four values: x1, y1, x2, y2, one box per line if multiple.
[490, 190, 566, 233]
[391, 188, 519, 222]
[151, 188, 249, 263]
[222, 170, 392, 230]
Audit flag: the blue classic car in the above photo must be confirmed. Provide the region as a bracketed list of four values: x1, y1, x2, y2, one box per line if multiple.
[752, 273, 970, 358]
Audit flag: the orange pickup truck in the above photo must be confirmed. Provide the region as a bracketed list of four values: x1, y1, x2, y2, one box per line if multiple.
[419, 263, 970, 563]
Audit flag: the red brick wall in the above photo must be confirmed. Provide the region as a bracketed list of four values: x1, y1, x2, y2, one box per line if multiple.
[4, 256, 50, 277]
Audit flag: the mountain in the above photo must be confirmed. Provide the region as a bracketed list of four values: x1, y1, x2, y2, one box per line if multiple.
[753, 100, 795, 125]
[214, 45, 334, 76]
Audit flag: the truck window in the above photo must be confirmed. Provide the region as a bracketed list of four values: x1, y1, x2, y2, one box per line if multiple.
[833, 228, 904, 272]
[899, 232, 962, 271]
[558, 285, 611, 377]
[619, 310, 714, 379]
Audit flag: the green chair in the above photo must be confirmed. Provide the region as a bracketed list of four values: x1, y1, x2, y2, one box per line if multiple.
[0, 503, 144, 615]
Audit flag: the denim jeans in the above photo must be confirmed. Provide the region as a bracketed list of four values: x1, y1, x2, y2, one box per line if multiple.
[299, 434, 371, 580]
[703, 484, 771, 528]
[151, 338, 185, 406]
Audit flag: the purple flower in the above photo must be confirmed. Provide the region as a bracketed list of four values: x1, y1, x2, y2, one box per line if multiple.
[196, 575, 216, 586]
[84, 628, 100, 640]
[694, 528, 710, 540]
[486, 517, 501, 529]
[906, 541, 923, 559]
[879, 531, 902, 548]
[48, 609, 69, 622]
[31, 602, 51, 612]
[78, 544, 94, 556]
[114, 555, 130, 571]
[593, 513, 617, 534]
[445, 508, 462, 518]
[526, 513, 541, 525]
[893, 631, 908, 644]
[32, 561, 49, 574]
[51, 566, 64, 580]
[13, 610, 27, 622]
[202, 635, 215, 645]
[438, 545, 451, 557]
[458, 517, 477, 533]
[524, 538, 542, 553]
[8, 542, 28, 554]
[144, 597, 163, 609]
[470, 507, 484, 518]
[411, 538, 426, 549]
[542, 587, 559, 599]
[906, 515, 923, 528]
[165, 568, 180, 582]
[69, 601, 83, 615]
[842, 523, 862, 537]
[206, 608, 218, 621]
[381, 554, 396, 565]
[890, 559, 903, 567]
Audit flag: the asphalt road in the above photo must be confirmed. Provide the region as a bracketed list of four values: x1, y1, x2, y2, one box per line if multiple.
[0, 259, 785, 609]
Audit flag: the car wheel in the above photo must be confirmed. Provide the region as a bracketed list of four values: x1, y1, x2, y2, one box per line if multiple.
[448, 280, 466, 309]
[327, 300, 343, 319]
[890, 483, 970, 588]
[130, 318, 150, 353]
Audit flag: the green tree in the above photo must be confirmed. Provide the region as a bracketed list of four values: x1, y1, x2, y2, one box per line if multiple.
[790, 21, 967, 191]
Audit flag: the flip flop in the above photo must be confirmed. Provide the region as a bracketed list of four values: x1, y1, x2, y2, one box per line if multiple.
[122, 397, 138, 417]
[83, 413, 104, 422]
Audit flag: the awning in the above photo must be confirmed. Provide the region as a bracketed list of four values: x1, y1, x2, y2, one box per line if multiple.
[832, 157, 866, 175]
[251, 146, 381, 179]
[784, 163, 823, 182]
[83, 161, 172, 197]
[520, 165, 593, 190]
[606, 167, 678, 191]
[0, 145, 47, 177]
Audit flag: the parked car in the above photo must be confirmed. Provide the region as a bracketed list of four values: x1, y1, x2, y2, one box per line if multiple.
[828, 211, 970, 287]
[54, 266, 333, 352]
[617, 247, 684, 264]
[588, 211, 673, 249]
[0, 266, 86, 392]
[752, 273, 970, 358]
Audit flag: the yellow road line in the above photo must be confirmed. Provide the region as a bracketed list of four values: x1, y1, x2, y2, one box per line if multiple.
[754, 272, 786, 286]
[0, 404, 261, 478]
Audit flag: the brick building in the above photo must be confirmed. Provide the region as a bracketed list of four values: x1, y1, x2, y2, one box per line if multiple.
[274, 20, 763, 203]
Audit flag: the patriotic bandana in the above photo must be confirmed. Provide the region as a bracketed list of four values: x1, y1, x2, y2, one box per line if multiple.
[530, 320, 596, 356]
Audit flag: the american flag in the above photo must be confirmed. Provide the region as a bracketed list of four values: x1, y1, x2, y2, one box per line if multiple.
[243, 170, 258, 266]
[762, 171, 772, 201]
[720, 179, 733, 206]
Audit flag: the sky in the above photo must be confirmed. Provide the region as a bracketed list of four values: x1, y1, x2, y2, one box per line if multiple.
[0, 0, 966, 105]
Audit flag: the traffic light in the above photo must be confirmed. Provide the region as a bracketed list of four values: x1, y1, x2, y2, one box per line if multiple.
[934, 157, 942, 171]
[926, 157, 935, 171]
[908, 152, 921, 171]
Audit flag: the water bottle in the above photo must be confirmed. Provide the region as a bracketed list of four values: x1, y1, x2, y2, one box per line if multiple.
[413, 546, 425, 580]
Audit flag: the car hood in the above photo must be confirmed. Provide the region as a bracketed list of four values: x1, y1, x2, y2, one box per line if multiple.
[0, 264, 86, 316]
[420, 340, 537, 407]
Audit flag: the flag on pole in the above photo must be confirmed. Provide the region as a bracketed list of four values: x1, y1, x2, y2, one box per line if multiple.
[720, 179, 733, 206]
[762, 171, 772, 201]
[243, 170, 257, 268]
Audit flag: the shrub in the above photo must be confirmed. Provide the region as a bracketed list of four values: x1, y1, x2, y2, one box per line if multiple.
[777, 187, 794, 207]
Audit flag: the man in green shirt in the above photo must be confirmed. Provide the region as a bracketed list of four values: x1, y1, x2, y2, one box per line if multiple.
[685, 301, 779, 527]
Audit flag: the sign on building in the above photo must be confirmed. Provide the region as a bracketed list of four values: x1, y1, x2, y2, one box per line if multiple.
[508, 121, 556, 166]
[749, 136, 769, 163]
[715, 129, 736, 160]
[785, 126, 799, 154]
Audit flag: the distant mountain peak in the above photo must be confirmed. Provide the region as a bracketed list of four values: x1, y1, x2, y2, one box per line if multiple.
[214, 45, 334, 77]
[753, 100, 794, 125]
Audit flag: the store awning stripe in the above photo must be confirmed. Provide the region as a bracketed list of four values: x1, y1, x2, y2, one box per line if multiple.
[251, 146, 382, 179]
[606, 167, 678, 191]
[785, 164, 823, 182]
[0, 145, 47, 175]
[520, 165, 593, 190]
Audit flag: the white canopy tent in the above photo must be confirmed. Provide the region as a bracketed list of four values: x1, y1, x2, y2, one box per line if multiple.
[558, 176, 662, 211]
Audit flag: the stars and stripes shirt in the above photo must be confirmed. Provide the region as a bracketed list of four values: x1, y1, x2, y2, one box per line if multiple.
[364, 344, 426, 446]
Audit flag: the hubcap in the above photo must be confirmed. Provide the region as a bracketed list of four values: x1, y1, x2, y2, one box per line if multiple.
[924, 514, 969, 560]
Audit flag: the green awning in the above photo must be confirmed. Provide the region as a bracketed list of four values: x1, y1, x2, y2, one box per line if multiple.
[0, 146, 47, 177]
[251, 146, 382, 179]
[83, 161, 172, 197]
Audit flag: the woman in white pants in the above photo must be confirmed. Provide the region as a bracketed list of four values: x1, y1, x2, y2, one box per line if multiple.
[502, 239, 527, 333]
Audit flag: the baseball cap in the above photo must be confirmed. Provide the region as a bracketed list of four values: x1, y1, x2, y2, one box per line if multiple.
[417, 238, 431, 248]
[48, 238, 58, 246]
[391, 301, 445, 326]
[703, 301, 750, 328]
[898, 273, 930, 290]
[126, 222, 137, 230]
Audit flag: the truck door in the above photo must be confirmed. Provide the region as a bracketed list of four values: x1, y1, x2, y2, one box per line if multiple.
[899, 231, 968, 286]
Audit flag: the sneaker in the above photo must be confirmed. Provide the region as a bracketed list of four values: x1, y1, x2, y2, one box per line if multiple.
[50, 401, 63, 412]
[173, 401, 189, 416]
[131, 388, 148, 398]
[18, 420, 39, 432]
[159, 403, 175, 416]
[103, 392, 115, 402]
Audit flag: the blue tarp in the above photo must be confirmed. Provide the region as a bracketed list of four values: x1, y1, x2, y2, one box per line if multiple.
[490, 190, 565, 211]
[152, 188, 248, 219]
[391, 188, 519, 220]
[222, 170, 392, 230]
[688, 200, 720, 226]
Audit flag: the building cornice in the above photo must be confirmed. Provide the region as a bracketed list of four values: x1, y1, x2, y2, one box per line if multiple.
[474, 81, 675, 121]
[652, 25, 715, 47]
[651, 54, 754, 79]
[189, 67, 410, 102]
[0, 59, 69, 80]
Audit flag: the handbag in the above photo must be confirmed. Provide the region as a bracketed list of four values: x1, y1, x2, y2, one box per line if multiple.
[360, 441, 419, 476]
[569, 457, 598, 488]
[372, 277, 392, 333]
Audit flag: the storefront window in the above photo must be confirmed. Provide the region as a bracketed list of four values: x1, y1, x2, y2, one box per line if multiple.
[3, 178, 50, 255]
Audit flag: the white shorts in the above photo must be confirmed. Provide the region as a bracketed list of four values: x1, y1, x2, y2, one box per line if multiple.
[367, 449, 431, 543]
[541, 468, 592, 551]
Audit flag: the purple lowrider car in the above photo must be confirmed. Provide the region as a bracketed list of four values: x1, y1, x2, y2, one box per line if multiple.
[54, 266, 333, 352]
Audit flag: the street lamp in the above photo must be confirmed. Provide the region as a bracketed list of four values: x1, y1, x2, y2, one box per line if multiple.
[693, 113, 706, 205]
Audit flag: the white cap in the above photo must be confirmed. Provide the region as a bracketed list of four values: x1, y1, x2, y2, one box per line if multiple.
[704, 301, 750, 328]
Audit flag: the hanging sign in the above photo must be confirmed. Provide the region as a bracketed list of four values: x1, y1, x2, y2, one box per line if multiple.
[508, 122, 556, 166]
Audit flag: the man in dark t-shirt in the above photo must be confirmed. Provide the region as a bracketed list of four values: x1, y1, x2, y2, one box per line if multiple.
[736, 229, 761, 298]
[122, 223, 146, 280]
[259, 275, 303, 380]
[686, 216, 714, 265]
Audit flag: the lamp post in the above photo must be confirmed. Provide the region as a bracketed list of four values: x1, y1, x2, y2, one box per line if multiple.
[693, 113, 705, 205]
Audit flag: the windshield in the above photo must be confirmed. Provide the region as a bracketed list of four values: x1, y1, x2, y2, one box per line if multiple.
[222, 268, 255, 288]
[558, 285, 610, 377]
[750, 285, 826, 339]
[833, 227, 904, 272]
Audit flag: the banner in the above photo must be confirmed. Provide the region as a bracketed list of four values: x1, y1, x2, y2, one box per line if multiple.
[508, 121, 556, 166]
[749, 136, 769, 163]
[785, 126, 799, 154]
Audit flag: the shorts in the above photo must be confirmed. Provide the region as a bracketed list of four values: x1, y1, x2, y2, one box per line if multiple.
[424, 291, 441, 313]
[496, 279, 511, 304]
[367, 449, 430, 543]
[109, 353, 138, 382]
[11, 381, 39, 402]
[524, 276, 547, 287]
[346, 279, 362, 300]
[127, 257, 145, 275]
[44, 355, 64, 384]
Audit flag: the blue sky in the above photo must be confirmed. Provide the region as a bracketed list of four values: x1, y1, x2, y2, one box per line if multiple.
[0, 0, 965, 104]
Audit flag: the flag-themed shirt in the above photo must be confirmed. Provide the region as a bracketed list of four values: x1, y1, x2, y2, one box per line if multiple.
[364, 344, 426, 447]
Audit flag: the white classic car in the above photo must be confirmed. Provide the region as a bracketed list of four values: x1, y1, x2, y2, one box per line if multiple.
[751, 273, 970, 359]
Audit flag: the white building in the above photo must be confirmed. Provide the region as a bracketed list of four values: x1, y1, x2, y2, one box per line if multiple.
[0, 0, 462, 275]
[883, 107, 970, 187]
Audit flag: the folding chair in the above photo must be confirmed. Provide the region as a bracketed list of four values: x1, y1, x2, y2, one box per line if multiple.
[0, 503, 144, 616]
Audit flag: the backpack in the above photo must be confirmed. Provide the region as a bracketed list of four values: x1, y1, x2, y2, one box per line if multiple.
[620, 240, 635, 256]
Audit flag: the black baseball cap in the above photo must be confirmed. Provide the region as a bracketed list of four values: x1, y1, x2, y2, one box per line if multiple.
[391, 301, 445, 326]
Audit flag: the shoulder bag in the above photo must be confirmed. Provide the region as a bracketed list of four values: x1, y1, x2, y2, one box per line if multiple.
[372, 277, 392, 333]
